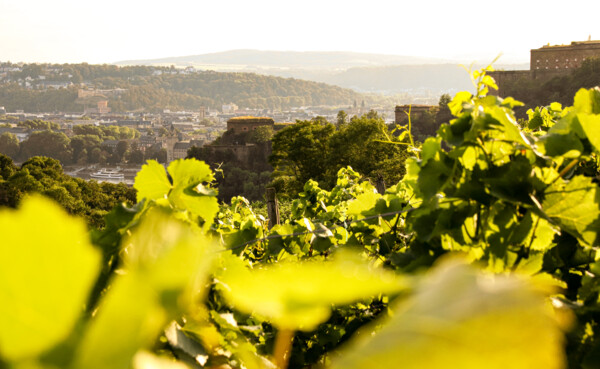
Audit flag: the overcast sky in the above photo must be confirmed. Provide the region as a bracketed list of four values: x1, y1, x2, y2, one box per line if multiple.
[1, 0, 598, 65]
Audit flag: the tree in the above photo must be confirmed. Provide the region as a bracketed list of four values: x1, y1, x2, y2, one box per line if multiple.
[248, 126, 274, 144]
[127, 149, 144, 164]
[269, 120, 335, 195]
[116, 140, 129, 162]
[18, 119, 59, 131]
[311, 116, 330, 125]
[0, 153, 17, 179]
[436, 94, 453, 126]
[336, 110, 348, 128]
[19, 130, 71, 163]
[148, 148, 167, 163]
[328, 114, 407, 187]
[0, 132, 20, 158]
[70, 134, 102, 163]
[270, 113, 408, 197]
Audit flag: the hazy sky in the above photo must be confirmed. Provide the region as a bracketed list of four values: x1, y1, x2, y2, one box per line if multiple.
[1, 0, 598, 65]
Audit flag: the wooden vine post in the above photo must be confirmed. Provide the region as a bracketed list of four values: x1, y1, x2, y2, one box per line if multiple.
[266, 187, 280, 230]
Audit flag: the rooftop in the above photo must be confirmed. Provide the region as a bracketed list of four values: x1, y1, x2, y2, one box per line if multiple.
[539, 39, 600, 49]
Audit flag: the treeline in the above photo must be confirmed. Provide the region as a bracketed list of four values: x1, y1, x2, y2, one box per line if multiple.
[269, 112, 409, 196]
[0, 62, 379, 112]
[501, 58, 600, 115]
[0, 154, 135, 228]
[0, 121, 164, 165]
[0, 84, 80, 112]
[187, 112, 414, 201]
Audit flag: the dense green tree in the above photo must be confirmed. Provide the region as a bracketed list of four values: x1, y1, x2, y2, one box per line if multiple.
[269, 120, 335, 195]
[70, 134, 102, 163]
[18, 119, 60, 131]
[435, 93, 453, 125]
[248, 126, 274, 143]
[336, 110, 349, 128]
[19, 130, 71, 163]
[270, 114, 408, 196]
[148, 148, 167, 163]
[127, 149, 145, 164]
[0, 132, 20, 158]
[0, 155, 136, 228]
[73, 125, 104, 137]
[116, 140, 129, 162]
[0, 153, 17, 179]
[328, 114, 407, 188]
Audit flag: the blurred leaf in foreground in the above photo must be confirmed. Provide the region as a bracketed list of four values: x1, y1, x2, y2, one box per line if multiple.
[329, 257, 568, 369]
[72, 209, 216, 369]
[0, 196, 100, 361]
[218, 251, 408, 331]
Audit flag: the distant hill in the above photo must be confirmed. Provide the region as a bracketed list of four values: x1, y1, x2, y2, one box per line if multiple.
[114, 50, 528, 95]
[0, 62, 388, 113]
[115, 50, 451, 69]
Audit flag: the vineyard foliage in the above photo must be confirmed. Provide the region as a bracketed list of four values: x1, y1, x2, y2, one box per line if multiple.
[3, 69, 600, 369]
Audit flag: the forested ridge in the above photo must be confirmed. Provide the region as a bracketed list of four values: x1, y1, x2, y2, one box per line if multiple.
[0, 62, 382, 112]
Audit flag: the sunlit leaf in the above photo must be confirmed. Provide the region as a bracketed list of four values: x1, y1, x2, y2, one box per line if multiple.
[0, 196, 100, 361]
[134, 160, 171, 203]
[73, 210, 215, 369]
[543, 175, 600, 247]
[330, 258, 567, 369]
[219, 251, 407, 331]
[577, 113, 600, 154]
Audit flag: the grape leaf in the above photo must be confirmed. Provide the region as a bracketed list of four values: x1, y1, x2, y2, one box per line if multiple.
[543, 175, 600, 247]
[577, 113, 600, 154]
[134, 160, 171, 203]
[134, 159, 219, 226]
[329, 258, 566, 369]
[0, 196, 100, 361]
[218, 251, 407, 331]
[73, 210, 215, 369]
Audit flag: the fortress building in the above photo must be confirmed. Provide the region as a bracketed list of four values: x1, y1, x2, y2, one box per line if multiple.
[394, 105, 436, 125]
[490, 39, 600, 96]
[226, 116, 274, 134]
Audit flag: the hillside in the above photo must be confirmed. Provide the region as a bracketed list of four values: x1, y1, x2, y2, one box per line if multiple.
[0, 63, 382, 113]
[114, 49, 451, 69]
[114, 50, 528, 95]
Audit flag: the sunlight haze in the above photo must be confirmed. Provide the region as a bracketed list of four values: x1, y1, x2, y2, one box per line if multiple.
[1, 0, 598, 65]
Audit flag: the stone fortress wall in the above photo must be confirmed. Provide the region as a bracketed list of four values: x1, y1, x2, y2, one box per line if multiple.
[490, 40, 600, 96]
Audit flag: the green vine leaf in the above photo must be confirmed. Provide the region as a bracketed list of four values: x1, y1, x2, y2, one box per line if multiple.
[330, 258, 567, 369]
[0, 196, 100, 361]
[543, 175, 600, 247]
[218, 251, 407, 331]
